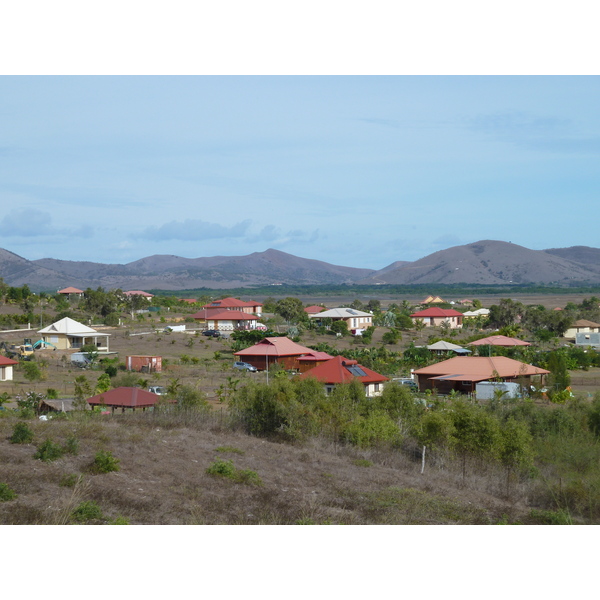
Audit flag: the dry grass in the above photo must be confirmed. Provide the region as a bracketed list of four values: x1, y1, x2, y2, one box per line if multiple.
[0, 410, 538, 525]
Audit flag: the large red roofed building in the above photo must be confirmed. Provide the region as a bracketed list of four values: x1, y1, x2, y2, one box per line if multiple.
[202, 297, 262, 316]
[296, 355, 389, 397]
[410, 307, 464, 329]
[86, 387, 173, 413]
[413, 356, 549, 395]
[234, 337, 315, 371]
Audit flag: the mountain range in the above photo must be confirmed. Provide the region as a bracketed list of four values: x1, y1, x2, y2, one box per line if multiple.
[1, 241, 600, 292]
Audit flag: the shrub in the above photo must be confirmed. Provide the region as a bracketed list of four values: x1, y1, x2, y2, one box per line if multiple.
[70, 501, 104, 523]
[206, 459, 262, 485]
[206, 458, 236, 479]
[0, 483, 17, 502]
[46, 388, 59, 399]
[89, 450, 120, 474]
[9, 422, 34, 444]
[34, 439, 65, 462]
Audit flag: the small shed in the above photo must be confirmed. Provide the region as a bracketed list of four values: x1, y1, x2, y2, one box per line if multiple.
[126, 355, 162, 373]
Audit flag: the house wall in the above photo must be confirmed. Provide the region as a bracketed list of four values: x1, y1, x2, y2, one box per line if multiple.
[126, 356, 162, 372]
[0, 365, 13, 381]
[412, 316, 463, 329]
[566, 326, 600, 339]
[241, 355, 302, 371]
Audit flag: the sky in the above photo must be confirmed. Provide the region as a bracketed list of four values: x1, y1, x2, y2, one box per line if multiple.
[1, 75, 599, 271]
[1, 2, 599, 273]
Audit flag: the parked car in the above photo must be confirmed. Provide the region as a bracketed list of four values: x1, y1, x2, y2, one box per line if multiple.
[202, 329, 221, 337]
[148, 386, 166, 395]
[233, 361, 257, 372]
[392, 378, 418, 392]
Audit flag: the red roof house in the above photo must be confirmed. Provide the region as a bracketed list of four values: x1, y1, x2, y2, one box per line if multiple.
[234, 337, 314, 371]
[86, 387, 173, 412]
[202, 297, 262, 316]
[58, 287, 84, 298]
[296, 356, 389, 397]
[410, 307, 464, 329]
[124, 290, 154, 298]
[0, 355, 18, 381]
[413, 356, 549, 395]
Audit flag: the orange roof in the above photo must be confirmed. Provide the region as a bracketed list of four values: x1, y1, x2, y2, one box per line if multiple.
[413, 356, 548, 382]
[234, 337, 313, 357]
[468, 335, 530, 346]
[58, 287, 84, 294]
[297, 356, 389, 385]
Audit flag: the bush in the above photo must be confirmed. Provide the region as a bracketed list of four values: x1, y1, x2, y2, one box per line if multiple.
[70, 501, 104, 523]
[0, 483, 17, 502]
[9, 422, 34, 444]
[206, 458, 236, 478]
[34, 439, 65, 462]
[206, 459, 262, 486]
[89, 450, 120, 474]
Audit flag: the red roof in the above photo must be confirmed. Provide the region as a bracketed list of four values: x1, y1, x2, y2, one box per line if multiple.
[297, 351, 335, 362]
[58, 287, 84, 294]
[234, 337, 313, 358]
[203, 297, 262, 309]
[411, 308, 463, 317]
[179, 298, 198, 304]
[468, 335, 530, 347]
[86, 387, 168, 408]
[0, 355, 18, 366]
[413, 356, 548, 382]
[296, 356, 389, 385]
[304, 305, 326, 314]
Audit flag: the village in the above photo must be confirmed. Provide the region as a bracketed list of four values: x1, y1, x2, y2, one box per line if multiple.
[2, 287, 600, 413]
[2, 283, 600, 525]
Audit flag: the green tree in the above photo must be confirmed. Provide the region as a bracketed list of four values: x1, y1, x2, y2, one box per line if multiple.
[450, 401, 502, 482]
[329, 320, 349, 336]
[274, 297, 305, 324]
[498, 416, 534, 497]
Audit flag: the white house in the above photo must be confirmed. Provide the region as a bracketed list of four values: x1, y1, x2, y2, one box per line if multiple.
[38, 317, 110, 352]
[309, 307, 373, 335]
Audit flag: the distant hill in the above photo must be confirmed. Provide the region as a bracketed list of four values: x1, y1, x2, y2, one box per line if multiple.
[358, 240, 600, 285]
[2, 241, 600, 291]
[1, 248, 375, 291]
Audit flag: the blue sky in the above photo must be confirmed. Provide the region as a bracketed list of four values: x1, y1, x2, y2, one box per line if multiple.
[1, 75, 599, 270]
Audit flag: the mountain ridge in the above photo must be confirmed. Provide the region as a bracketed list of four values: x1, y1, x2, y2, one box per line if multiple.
[2, 241, 600, 291]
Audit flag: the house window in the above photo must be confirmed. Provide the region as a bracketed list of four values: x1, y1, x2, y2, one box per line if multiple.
[373, 383, 380, 393]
